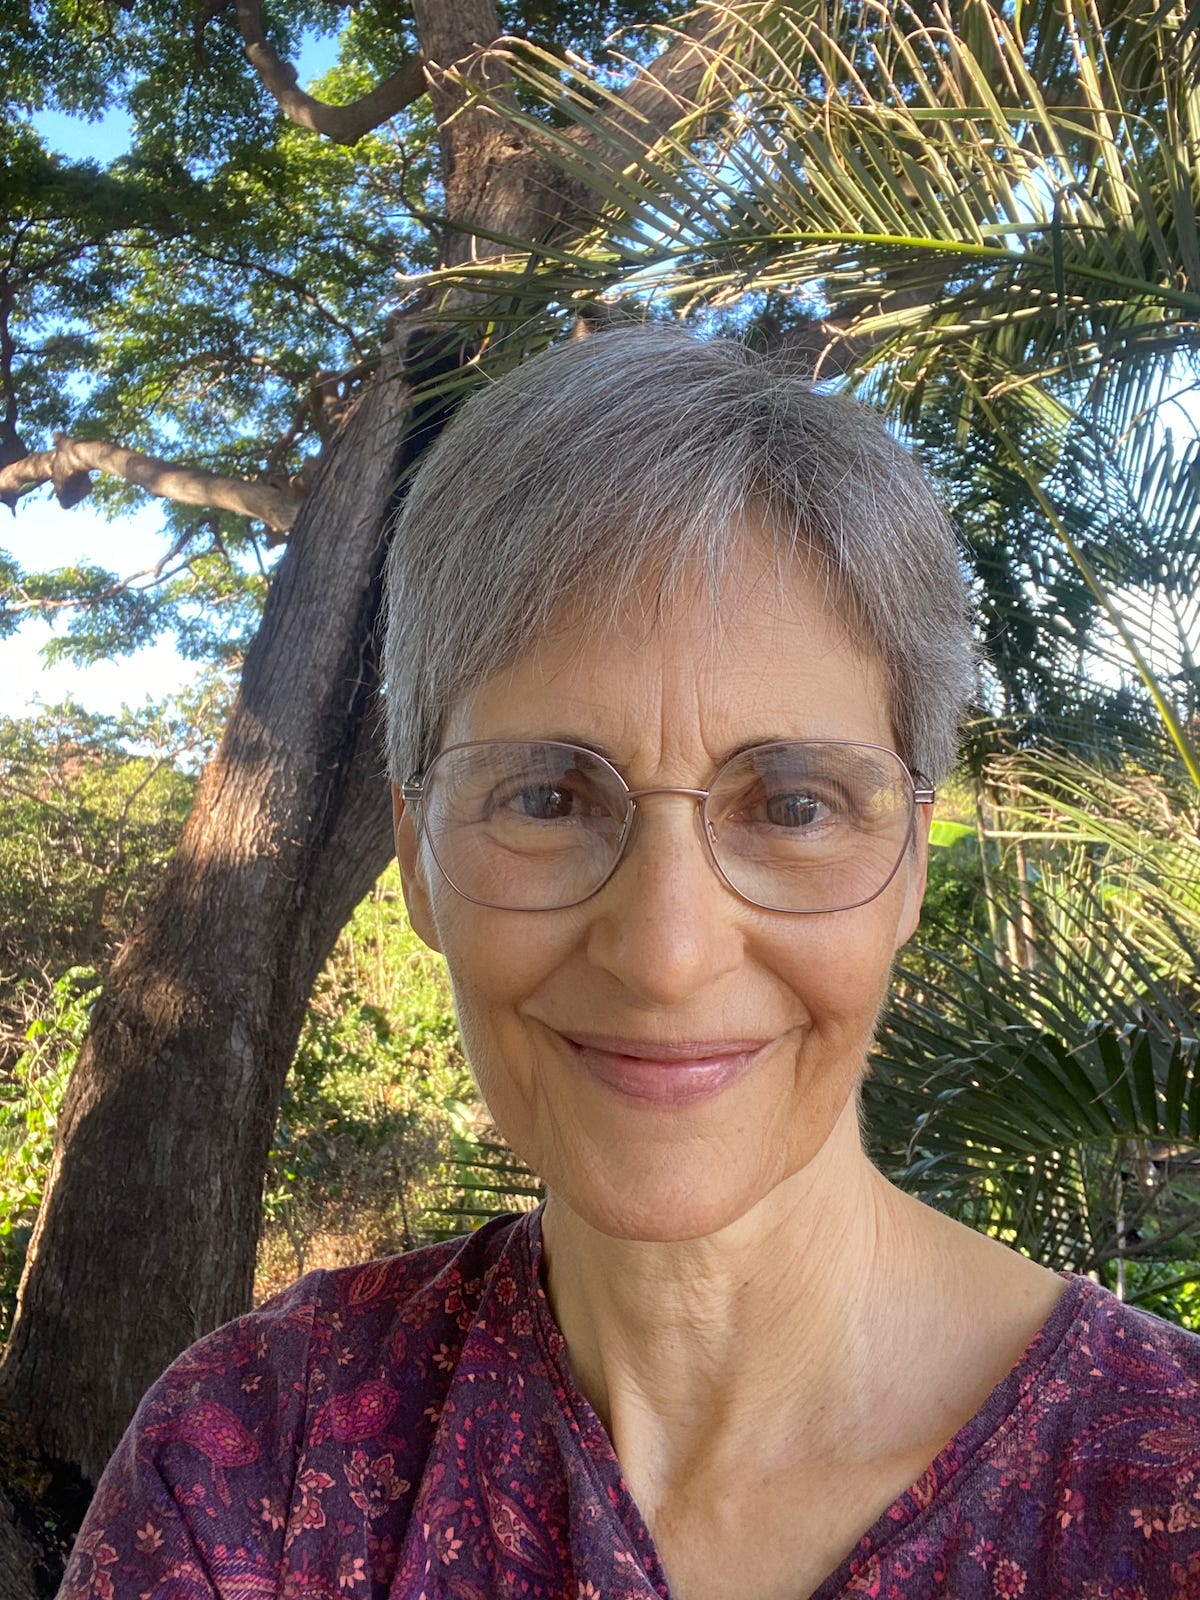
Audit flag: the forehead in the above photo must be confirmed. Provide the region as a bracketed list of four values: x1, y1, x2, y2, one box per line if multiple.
[442, 541, 895, 765]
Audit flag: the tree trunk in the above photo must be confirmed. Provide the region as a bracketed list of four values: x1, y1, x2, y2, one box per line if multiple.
[0, 337, 412, 1482]
[0, 1483, 40, 1600]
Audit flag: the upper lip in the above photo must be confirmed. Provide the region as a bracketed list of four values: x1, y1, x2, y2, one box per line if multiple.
[559, 1031, 771, 1062]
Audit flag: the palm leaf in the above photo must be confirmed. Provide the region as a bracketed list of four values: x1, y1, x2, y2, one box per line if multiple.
[870, 742, 1200, 1296]
[421, 1, 1200, 775]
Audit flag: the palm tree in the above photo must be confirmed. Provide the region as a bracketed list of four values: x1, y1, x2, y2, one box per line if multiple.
[428, 0, 1200, 1307]
[868, 746, 1200, 1310]
[439, 0, 1200, 774]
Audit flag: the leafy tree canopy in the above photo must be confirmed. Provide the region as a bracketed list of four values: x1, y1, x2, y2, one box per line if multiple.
[0, 0, 677, 666]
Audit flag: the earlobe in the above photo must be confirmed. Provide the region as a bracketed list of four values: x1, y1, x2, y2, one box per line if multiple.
[392, 788, 443, 954]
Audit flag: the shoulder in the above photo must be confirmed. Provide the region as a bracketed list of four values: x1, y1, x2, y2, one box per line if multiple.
[1030, 1292, 1200, 1593]
[1011, 1280, 1200, 1579]
[1047, 1279, 1200, 1486]
[266, 1211, 522, 1336]
[940, 1280, 1200, 1515]
[1062, 1278, 1200, 1402]
[1005, 1277, 1200, 1458]
[882, 1283, 1200, 1597]
[62, 1216, 530, 1598]
[142, 1212, 521, 1391]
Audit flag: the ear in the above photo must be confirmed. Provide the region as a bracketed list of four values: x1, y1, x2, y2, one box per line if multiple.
[894, 802, 931, 952]
[392, 787, 443, 954]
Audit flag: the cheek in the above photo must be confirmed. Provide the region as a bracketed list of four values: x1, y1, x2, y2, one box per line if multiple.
[782, 911, 899, 1020]
[435, 902, 566, 1005]
[430, 898, 581, 1083]
[768, 921, 901, 1122]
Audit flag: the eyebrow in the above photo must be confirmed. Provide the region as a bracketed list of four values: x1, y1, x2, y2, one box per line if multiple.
[539, 733, 796, 766]
[541, 733, 614, 759]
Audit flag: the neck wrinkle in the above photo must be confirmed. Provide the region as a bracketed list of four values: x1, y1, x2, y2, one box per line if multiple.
[538, 1110, 925, 1477]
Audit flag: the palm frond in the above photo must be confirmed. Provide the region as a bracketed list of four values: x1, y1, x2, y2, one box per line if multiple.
[870, 742, 1200, 1293]
[416, 1, 1200, 774]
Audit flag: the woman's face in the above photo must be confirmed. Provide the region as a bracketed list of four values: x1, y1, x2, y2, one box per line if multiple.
[395, 542, 929, 1242]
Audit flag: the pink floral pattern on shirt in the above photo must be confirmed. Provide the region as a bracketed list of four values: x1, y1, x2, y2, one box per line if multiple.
[59, 1210, 1200, 1598]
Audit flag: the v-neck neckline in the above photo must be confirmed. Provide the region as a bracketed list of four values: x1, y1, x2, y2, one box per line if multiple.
[514, 1206, 1091, 1599]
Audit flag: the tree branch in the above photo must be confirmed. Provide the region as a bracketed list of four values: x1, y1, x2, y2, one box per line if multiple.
[567, 7, 744, 163]
[0, 435, 302, 533]
[234, 0, 426, 145]
[420, 5, 750, 264]
[0, 289, 27, 501]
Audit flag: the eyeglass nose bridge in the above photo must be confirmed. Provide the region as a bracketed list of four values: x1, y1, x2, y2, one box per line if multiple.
[612, 786, 724, 875]
[623, 785, 711, 804]
[621, 786, 716, 837]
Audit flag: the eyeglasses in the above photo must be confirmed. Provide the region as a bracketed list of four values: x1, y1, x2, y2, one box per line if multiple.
[402, 739, 934, 915]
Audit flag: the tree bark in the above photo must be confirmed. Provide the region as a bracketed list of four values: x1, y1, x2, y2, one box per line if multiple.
[0, 1483, 40, 1600]
[234, 0, 426, 145]
[0, 335, 411, 1482]
[0, 435, 302, 530]
[0, 0, 741, 1520]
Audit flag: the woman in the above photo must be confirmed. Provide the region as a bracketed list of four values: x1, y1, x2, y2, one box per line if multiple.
[61, 327, 1200, 1600]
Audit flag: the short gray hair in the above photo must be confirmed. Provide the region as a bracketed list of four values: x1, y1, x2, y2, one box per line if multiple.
[383, 324, 974, 784]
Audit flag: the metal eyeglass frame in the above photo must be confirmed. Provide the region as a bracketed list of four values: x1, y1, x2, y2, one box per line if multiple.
[401, 738, 936, 915]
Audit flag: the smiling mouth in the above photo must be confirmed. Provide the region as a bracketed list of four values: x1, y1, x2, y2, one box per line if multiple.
[556, 1031, 771, 1107]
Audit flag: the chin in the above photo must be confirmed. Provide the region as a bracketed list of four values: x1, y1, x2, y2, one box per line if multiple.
[543, 1153, 802, 1245]
[533, 1082, 866, 1246]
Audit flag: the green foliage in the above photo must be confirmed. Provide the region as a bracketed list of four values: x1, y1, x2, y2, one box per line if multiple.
[0, 0, 680, 666]
[870, 743, 1200, 1322]
[0, 690, 228, 1327]
[256, 867, 482, 1296]
[2, 9, 424, 665]
[11, 541, 275, 668]
[914, 786, 989, 963]
[0, 967, 98, 1339]
[0, 695, 219, 1011]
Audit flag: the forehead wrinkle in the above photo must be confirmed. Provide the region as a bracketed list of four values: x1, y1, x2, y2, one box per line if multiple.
[442, 543, 894, 776]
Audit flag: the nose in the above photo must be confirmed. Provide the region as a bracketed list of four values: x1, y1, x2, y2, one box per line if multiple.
[583, 792, 746, 1006]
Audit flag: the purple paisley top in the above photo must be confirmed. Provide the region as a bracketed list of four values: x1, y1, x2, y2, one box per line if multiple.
[60, 1209, 1200, 1599]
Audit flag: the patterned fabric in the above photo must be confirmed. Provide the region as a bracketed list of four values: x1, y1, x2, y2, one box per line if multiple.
[59, 1208, 1200, 1599]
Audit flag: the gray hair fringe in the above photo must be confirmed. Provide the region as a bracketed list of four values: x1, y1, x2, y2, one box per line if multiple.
[383, 324, 975, 784]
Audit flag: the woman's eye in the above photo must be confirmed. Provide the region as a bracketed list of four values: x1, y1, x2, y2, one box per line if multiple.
[509, 783, 579, 820]
[764, 791, 831, 828]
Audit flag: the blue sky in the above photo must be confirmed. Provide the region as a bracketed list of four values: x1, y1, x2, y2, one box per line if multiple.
[0, 498, 203, 717]
[1, 30, 339, 720]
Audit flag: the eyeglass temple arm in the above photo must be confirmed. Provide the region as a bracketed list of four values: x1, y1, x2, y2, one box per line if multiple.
[912, 776, 936, 805]
[400, 780, 423, 802]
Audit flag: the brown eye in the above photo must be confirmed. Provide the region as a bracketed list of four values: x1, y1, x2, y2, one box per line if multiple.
[495, 765, 613, 823]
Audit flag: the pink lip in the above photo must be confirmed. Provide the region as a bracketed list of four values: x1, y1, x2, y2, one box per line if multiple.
[557, 1031, 771, 1107]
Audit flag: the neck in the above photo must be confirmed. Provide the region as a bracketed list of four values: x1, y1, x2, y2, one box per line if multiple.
[539, 1104, 943, 1473]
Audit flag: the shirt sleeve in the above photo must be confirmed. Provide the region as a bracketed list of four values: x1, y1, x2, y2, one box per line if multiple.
[58, 1272, 325, 1600]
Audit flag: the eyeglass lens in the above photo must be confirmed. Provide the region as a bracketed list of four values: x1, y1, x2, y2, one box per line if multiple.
[418, 740, 917, 913]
